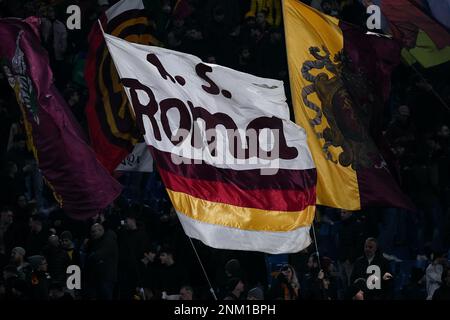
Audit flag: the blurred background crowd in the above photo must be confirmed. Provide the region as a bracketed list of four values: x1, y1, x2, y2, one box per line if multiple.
[0, 0, 449, 300]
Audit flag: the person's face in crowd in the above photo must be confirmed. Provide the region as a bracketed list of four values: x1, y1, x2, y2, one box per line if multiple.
[397, 106, 410, 124]
[179, 287, 193, 300]
[39, 259, 48, 272]
[245, 17, 256, 28]
[173, 19, 184, 29]
[11, 250, 24, 264]
[340, 210, 352, 220]
[281, 265, 293, 282]
[68, 91, 80, 107]
[3, 270, 16, 281]
[364, 240, 377, 259]
[30, 219, 42, 233]
[90, 223, 104, 240]
[322, 1, 332, 14]
[23, 2, 36, 17]
[167, 32, 180, 48]
[48, 235, 59, 247]
[213, 11, 225, 23]
[353, 290, 364, 300]
[240, 48, 251, 60]
[256, 12, 266, 26]
[250, 28, 262, 41]
[61, 238, 72, 249]
[398, 114, 409, 124]
[426, 138, 439, 152]
[438, 125, 449, 138]
[307, 256, 318, 270]
[8, 162, 18, 176]
[143, 251, 156, 264]
[186, 28, 202, 40]
[125, 217, 137, 230]
[17, 195, 27, 208]
[270, 31, 281, 44]
[393, 145, 405, 157]
[235, 280, 244, 293]
[1, 210, 13, 226]
[37, 6, 47, 18]
[49, 287, 64, 300]
[159, 252, 172, 265]
[47, 7, 55, 20]
[162, 4, 171, 14]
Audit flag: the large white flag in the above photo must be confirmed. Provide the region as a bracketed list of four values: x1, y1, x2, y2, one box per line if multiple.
[103, 32, 317, 254]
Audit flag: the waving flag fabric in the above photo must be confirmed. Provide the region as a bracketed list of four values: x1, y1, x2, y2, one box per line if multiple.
[283, 0, 414, 211]
[0, 17, 122, 220]
[85, 0, 160, 173]
[104, 32, 317, 254]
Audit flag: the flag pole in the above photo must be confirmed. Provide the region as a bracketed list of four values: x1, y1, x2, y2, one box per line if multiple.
[409, 63, 450, 114]
[188, 236, 218, 300]
[311, 221, 322, 271]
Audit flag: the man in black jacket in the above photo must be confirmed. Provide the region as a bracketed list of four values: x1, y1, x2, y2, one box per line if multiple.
[350, 237, 394, 300]
[118, 211, 150, 299]
[157, 245, 188, 298]
[84, 223, 118, 300]
[42, 235, 70, 284]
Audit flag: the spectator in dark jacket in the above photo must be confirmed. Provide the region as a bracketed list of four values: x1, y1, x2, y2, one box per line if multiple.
[157, 245, 188, 298]
[26, 215, 49, 256]
[118, 211, 150, 299]
[42, 235, 70, 284]
[27, 255, 51, 300]
[60, 230, 81, 267]
[269, 264, 299, 300]
[223, 277, 245, 300]
[138, 244, 160, 300]
[2, 264, 28, 300]
[350, 238, 394, 300]
[84, 223, 118, 300]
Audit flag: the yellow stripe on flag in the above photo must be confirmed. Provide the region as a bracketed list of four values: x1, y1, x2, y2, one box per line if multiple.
[166, 189, 315, 232]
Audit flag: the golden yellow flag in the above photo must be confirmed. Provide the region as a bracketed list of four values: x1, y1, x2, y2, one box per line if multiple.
[283, 0, 359, 210]
[282, 0, 414, 211]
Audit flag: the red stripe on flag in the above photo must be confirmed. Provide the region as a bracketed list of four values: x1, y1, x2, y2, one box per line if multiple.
[150, 147, 317, 191]
[158, 167, 316, 212]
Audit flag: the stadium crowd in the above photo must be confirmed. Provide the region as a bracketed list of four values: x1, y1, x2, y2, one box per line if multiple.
[0, 0, 449, 300]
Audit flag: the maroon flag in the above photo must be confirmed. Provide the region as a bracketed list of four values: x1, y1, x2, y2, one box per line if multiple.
[85, 0, 160, 173]
[380, 0, 450, 49]
[0, 17, 122, 220]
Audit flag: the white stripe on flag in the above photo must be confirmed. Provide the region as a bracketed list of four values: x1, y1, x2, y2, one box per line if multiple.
[176, 211, 312, 254]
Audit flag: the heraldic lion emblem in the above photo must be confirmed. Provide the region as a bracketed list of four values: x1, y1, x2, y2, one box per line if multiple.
[301, 46, 380, 170]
